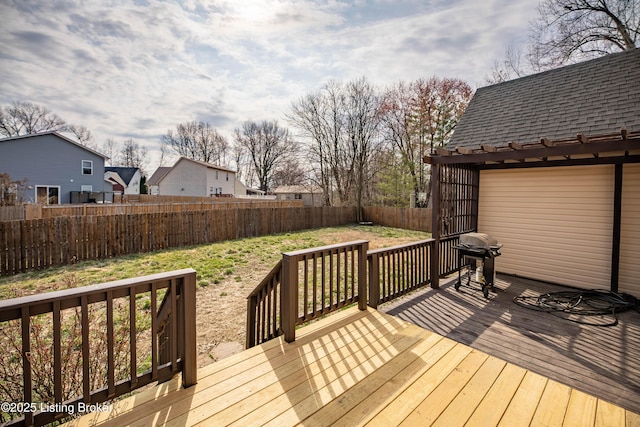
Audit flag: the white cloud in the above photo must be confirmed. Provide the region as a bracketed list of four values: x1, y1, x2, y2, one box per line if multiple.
[0, 0, 538, 172]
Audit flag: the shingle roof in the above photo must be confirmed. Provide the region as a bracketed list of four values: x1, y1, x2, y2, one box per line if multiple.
[104, 167, 139, 185]
[448, 48, 640, 150]
[0, 131, 108, 158]
[273, 185, 323, 194]
[146, 167, 172, 186]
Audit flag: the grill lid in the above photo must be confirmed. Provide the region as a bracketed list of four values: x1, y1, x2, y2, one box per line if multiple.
[459, 232, 501, 249]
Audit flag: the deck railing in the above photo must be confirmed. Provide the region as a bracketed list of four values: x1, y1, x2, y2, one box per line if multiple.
[439, 234, 462, 276]
[0, 269, 197, 427]
[247, 241, 369, 347]
[248, 234, 472, 347]
[367, 239, 433, 308]
[246, 260, 283, 348]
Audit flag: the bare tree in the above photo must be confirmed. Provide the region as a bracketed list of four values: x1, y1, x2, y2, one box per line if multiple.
[0, 101, 94, 145]
[490, 0, 639, 82]
[531, 0, 639, 68]
[162, 121, 229, 164]
[288, 77, 383, 218]
[104, 138, 149, 175]
[66, 124, 94, 146]
[487, 45, 538, 84]
[102, 138, 118, 164]
[234, 120, 294, 193]
[119, 139, 148, 174]
[343, 77, 381, 221]
[271, 156, 307, 188]
[0, 101, 66, 137]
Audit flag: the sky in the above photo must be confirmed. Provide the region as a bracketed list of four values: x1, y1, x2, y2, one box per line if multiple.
[0, 0, 540, 174]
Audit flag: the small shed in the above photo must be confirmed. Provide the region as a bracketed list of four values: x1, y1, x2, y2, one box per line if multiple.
[425, 48, 640, 297]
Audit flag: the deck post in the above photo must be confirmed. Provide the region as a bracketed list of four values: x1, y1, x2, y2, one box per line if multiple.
[368, 253, 380, 309]
[181, 270, 198, 387]
[358, 241, 369, 310]
[281, 253, 298, 343]
[430, 163, 441, 289]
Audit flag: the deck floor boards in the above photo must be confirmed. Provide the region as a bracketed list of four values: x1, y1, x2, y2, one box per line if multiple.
[381, 273, 640, 415]
[68, 299, 640, 427]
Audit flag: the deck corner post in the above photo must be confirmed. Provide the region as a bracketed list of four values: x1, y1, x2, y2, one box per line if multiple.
[281, 254, 298, 343]
[182, 269, 197, 388]
[358, 241, 369, 311]
[368, 253, 380, 309]
[246, 295, 257, 348]
[430, 163, 441, 289]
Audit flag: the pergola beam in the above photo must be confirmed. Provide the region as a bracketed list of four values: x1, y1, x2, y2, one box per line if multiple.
[425, 133, 640, 165]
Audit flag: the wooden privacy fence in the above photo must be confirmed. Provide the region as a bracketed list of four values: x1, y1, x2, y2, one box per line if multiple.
[2, 200, 303, 220]
[0, 269, 197, 427]
[0, 206, 357, 276]
[247, 237, 462, 347]
[362, 206, 432, 232]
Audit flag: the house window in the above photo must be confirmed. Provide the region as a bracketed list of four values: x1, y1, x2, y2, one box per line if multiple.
[294, 194, 303, 200]
[226, 173, 229, 181]
[82, 160, 93, 175]
[81, 185, 92, 192]
[215, 170, 219, 180]
[36, 186, 60, 205]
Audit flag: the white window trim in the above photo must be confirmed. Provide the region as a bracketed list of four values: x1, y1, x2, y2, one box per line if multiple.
[82, 160, 93, 175]
[81, 185, 93, 192]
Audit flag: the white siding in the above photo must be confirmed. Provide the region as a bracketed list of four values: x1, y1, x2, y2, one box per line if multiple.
[478, 165, 614, 289]
[620, 164, 640, 296]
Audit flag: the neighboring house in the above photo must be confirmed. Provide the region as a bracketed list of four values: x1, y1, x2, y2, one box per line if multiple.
[0, 131, 108, 204]
[147, 157, 236, 197]
[426, 48, 640, 297]
[234, 179, 274, 199]
[146, 167, 171, 195]
[105, 167, 142, 195]
[273, 185, 324, 207]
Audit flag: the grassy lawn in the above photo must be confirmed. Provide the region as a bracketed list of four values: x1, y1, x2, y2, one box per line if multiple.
[0, 224, 430, 366]
[0, 224, 430, 299]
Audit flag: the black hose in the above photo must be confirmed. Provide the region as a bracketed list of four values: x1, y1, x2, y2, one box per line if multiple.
[513, 289, 638, 327]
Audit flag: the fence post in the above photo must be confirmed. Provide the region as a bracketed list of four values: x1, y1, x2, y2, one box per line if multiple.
[368, 253, 380, 309]
[181, 270, 197, 387]
[358, 241, 368, 310]
[281, 253, 298, 343]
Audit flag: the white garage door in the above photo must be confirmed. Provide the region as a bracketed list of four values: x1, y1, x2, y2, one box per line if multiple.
[620, 164, 640, 296]
[478, 165, 614, 289]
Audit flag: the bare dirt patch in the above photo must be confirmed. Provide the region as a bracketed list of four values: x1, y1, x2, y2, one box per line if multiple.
[193, 226, 429, 368]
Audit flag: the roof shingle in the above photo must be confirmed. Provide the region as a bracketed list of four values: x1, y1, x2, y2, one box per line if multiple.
[448, 49, 640, 150]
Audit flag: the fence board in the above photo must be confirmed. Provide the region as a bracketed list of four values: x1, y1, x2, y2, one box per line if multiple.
[362, 206, 432, 232]
[0, 207, 357, 276]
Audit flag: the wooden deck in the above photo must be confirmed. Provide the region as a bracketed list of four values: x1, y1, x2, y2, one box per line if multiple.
[69, 303, 640, 426]
[381, 273, 640, 416]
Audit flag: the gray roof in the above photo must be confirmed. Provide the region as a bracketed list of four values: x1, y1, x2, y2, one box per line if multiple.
[147, 167, 172, 186]
[0, 131, 108, 158]
[104, 167, 140, 184]
[448, 48, 640, 150]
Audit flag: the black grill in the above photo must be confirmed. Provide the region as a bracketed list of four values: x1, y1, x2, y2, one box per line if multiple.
[453, 233, 502, 298]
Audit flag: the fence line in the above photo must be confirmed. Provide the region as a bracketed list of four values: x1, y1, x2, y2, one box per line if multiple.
[362, 206, 432, 232]
[0, 200, 304, 221]
[0, 206, 357, 276]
